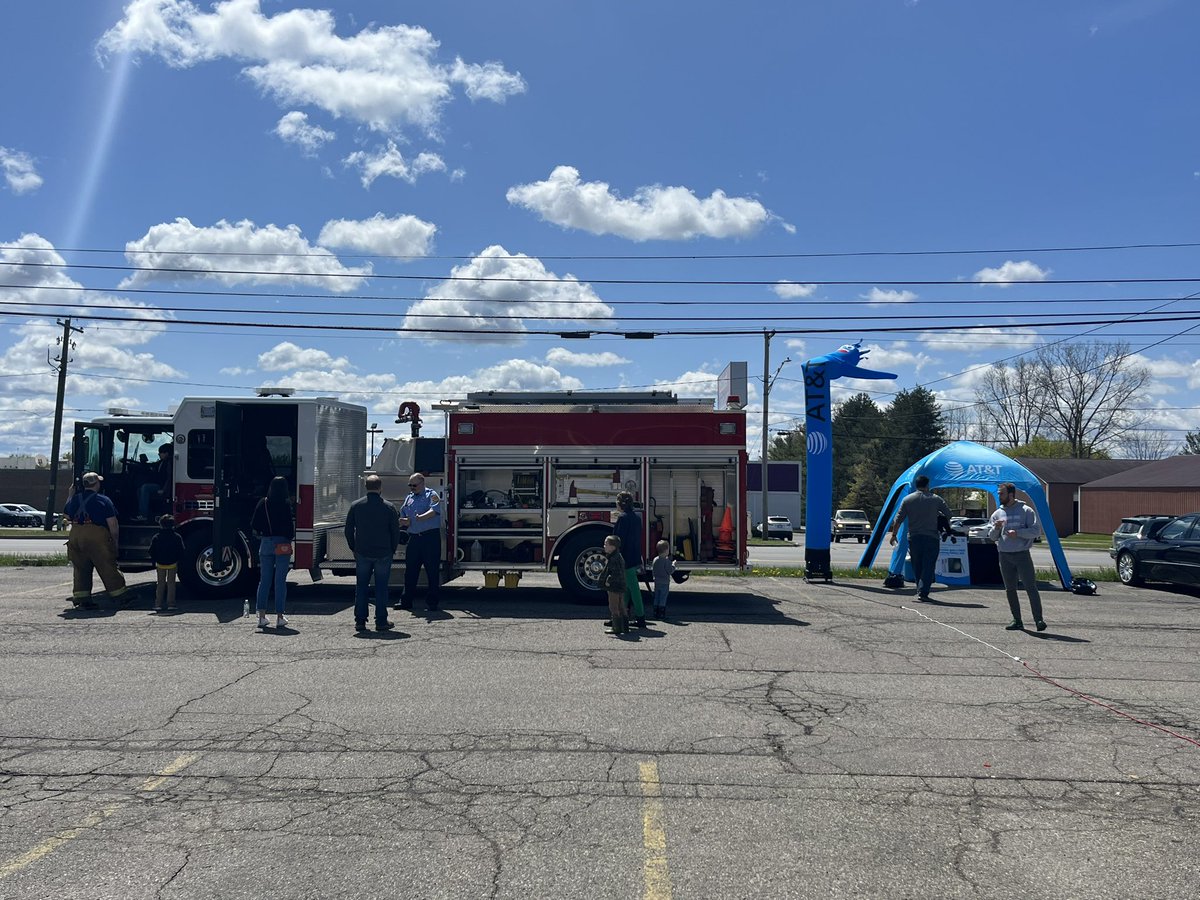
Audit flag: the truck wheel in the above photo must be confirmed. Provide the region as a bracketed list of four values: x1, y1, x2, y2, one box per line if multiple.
[180, 528, 252, 596]
[555, 531, 608, 603]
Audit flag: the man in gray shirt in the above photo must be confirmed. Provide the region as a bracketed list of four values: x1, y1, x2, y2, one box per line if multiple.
[888, 474, 951, 602]
[989, 481, 1045, 632]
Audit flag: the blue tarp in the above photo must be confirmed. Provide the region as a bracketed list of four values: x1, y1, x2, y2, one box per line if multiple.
[857, 440, 1073, 590]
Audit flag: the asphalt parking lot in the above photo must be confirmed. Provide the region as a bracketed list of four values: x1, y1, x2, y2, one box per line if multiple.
[0, 568, 1196, 899]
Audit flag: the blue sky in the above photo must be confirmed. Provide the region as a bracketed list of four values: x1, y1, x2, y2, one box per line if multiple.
[2, 0, 1198, 458]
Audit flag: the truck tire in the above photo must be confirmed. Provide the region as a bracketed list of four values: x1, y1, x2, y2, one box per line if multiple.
[555, 530, 609, 603]
[180, 528, 253, 596]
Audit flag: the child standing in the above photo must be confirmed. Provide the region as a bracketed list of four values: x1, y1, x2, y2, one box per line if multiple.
[148, 515, 185, 613]
[651, 540, 675, 619]
[601, 535, 628, 636]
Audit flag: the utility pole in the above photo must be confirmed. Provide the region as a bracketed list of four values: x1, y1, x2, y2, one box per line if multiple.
[44, 318, 83, 532]
[760, 331, 790, 539]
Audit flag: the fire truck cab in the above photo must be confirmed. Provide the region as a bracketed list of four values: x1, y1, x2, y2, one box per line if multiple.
[72, 394, 366, 594]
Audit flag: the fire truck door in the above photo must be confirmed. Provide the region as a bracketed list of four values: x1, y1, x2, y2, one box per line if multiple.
[212, 401, 244, 562]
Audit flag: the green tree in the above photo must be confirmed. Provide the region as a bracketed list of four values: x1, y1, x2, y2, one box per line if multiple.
[840, 447, 888, 518]
[832, 393, 885, 510]
[999, 436, 1109, 459]
[1182, 431, 1200, 455]
[882, 387, 947, 485]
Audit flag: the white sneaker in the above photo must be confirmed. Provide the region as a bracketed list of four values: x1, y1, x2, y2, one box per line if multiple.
[276, 615, 289, 628]
[257, 614, 269, 629]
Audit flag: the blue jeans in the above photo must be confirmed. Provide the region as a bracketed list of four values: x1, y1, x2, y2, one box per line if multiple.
[257, 536, 289, 614]
[138, 483, 161, 519]
[653, 582, 669, 612]
[355, 554, 393, 625]
[908, 533, 940, 598]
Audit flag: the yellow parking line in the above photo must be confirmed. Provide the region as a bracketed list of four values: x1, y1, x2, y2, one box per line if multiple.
[0, 753, 199, 880]
[639, 760, 673, 900]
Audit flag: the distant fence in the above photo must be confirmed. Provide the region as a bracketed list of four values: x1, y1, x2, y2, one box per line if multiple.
[0, 467, 72, 510]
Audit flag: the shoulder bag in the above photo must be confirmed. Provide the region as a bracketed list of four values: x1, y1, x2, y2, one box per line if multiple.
[266, 504, 292, 557]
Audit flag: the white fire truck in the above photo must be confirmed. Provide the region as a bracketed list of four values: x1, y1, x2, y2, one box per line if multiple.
[330, 390, 749, 602]
[72, 392, 366, 594]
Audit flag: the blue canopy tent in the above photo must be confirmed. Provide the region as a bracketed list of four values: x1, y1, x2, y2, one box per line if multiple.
[857, 441, 1074, 590]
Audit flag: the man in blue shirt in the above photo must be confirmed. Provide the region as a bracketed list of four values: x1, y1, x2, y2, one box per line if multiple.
[399, 472, 442, 612]
[64, 472, 129, 609]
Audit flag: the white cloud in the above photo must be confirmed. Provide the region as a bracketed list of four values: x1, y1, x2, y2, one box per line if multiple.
[98, 0, 525, 134]
[344, 141, 447, 187]
[917, 327, 1041, 354]
[258, 342, 351, 372]
[506, 165, 771, 241]
[249, 350, 583, 419]
[318, 213, 435, 258]
[0, 147, 43, 194]
[863, 287, 918, 305]
[220, 365, 253, 376]
[865, 342, 933, 373]
[545, 348, 629, 368]
[651, 368, 721, 399]
[1126, 352, 1200, 390]
[0, 235, 180, 453]
[121, 217, 370, 291]
[773, 281, 817, 299]
[784, 338, 807, 359]
[972, 259, 1050, 285]
[274, 110, 334, 154]
[402, 245, 614, 343]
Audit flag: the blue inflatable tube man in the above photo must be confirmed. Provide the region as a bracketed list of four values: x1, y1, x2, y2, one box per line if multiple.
[803, 342, 896, 581]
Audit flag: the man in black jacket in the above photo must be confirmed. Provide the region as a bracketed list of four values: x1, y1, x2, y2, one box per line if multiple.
[344, 475, 402, 633]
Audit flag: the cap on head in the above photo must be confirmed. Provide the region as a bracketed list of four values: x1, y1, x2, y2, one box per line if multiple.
[82, 472, 103, 487]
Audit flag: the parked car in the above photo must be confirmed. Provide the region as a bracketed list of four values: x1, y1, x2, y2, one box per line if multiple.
[0, 504, 41, 527]
[0, 503, 54, 527]
[1114, 513, 1200, 588]
[949, 516, 988, 537]
[832, 509, 871, 543]
[1110, 515, 1173, 558]
[753, 516, 794, 540]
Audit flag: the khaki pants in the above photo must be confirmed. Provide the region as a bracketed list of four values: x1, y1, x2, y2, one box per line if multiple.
[156, 564, 178, 609]
[67, 524, 127, 601]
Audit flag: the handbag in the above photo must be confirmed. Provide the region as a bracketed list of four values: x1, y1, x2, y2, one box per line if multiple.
[266, 504, 292, 556]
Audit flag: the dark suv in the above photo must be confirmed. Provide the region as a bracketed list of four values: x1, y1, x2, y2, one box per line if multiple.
[1110, 515, 1173, 558]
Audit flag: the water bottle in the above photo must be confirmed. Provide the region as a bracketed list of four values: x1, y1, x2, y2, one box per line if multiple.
[470, 540, 483, 562]
[243, 597, 250, 618]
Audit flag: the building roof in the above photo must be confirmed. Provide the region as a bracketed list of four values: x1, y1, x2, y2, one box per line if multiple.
[1083, 455, 1200, 489]
[1015, 457, 1147, 485]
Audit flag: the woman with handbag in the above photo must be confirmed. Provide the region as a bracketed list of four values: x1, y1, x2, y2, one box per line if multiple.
[251, 476, 295, 630]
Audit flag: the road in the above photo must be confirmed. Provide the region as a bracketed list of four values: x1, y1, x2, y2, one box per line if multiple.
[0, 567, 1195, 899]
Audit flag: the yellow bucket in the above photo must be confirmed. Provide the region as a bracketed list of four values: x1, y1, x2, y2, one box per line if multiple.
[503, 572, 521, 589]
[483, 572, 501, 589]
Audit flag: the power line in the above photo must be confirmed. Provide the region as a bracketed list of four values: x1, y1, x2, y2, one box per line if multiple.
[26, 237, 1200, 262]
[6, 258, 1200, 287]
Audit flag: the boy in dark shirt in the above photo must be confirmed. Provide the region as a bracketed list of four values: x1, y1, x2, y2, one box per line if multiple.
[148, 515, 185, 613]
[601, 535, 628, 636]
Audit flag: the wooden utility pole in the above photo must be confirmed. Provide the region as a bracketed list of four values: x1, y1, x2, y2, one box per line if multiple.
[44, 318, 83, 532]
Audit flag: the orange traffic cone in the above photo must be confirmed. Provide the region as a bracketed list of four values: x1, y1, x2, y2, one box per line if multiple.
[716, 506, 734, 560]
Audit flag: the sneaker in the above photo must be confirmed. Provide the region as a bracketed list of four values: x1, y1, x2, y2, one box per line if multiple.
[355, 622, 368, 633]
[276, 615, 289, 629]
[1035, 620, 1047, 632]
[636, 616, 646, 629]
[257, 614, 270, 629]
[602, 619, 613, 627]
[604, 626, 617, 634]
[917, 594, 931, 603]
[376, 621, 394, 632]
[1004, 620, 1024, 631]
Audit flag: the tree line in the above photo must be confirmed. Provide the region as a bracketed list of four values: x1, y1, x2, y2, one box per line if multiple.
[768, 340, 1199, 522]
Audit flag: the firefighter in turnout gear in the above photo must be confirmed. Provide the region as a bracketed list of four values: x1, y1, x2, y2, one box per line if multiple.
[64, 472, 128, 608]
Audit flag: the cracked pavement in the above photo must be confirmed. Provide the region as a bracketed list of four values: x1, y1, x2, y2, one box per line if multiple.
[0, 567, 1196, 898]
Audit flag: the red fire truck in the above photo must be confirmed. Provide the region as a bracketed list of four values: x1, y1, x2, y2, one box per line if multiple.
[340, 391, 749, 601]
[72, 392, 366, 594]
